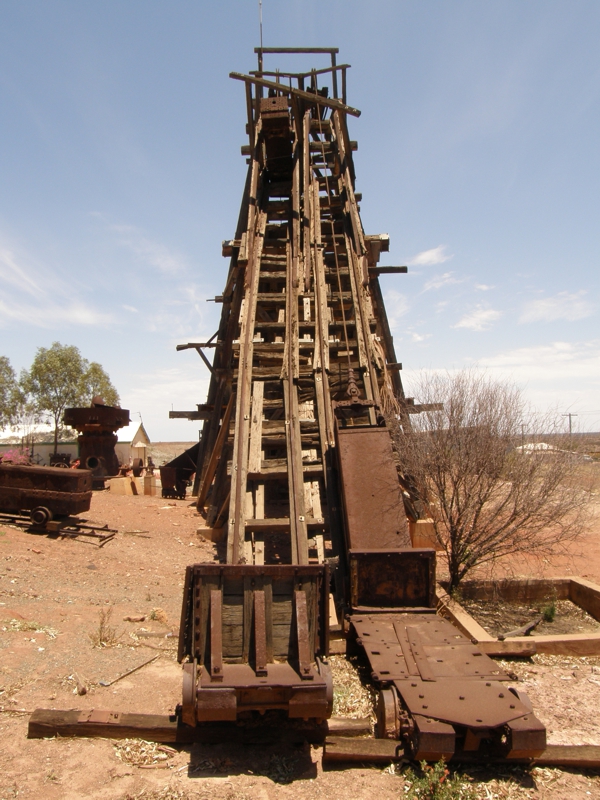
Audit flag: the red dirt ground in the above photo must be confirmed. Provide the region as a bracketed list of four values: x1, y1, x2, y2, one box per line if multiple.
[1, 488, 600, 799]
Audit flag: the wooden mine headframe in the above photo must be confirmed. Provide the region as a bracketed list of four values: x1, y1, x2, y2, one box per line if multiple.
[176, 48, 410, 568]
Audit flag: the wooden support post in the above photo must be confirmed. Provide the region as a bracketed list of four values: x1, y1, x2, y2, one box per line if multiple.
[227, 200, 267, 564]
[197, 393, 235, 511]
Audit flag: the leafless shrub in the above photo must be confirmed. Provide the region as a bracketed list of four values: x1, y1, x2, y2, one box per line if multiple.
[391, 370, 595, 591]
[89, 607, 121, 647]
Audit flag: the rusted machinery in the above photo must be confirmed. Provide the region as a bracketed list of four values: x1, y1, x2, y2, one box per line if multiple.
[160, 442, 200, 500]
[0, 462, 92, 526]
[175, 48, 546, 763]
[64, 397, 130, 485]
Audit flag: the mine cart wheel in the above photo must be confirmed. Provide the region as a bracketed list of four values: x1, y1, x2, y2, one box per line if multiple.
[376, 687, 400, 739]
[317, 657, 334, 717]
[56, 462, 69, 468]
[181, 660, 197, 727]
[30, 506, 53, 527]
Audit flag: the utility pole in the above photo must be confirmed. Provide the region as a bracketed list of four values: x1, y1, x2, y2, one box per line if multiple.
[562, 412, 578, 436]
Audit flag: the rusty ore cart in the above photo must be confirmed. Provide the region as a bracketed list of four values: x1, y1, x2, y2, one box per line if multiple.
[0, 463, 93, 526]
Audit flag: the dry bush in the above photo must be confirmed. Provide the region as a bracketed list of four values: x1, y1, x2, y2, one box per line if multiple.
[392, 370, 595, 590]
[89, 607, 121, 647]
[150, 607, 169, 625]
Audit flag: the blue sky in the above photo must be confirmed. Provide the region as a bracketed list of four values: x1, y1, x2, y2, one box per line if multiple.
[1, 1, 599, 440]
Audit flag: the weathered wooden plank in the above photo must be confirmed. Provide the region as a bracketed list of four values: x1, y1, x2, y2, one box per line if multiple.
[247, 381, 264, 474]
[569, 577, 600, 621]
[324, 736, 600, 768]
[28, 709, 188, 743]
[197, 392, 235, 511]
[228, 202, 267, 564]
[29, 708, 370, 745]
[436, 586, 495, 644]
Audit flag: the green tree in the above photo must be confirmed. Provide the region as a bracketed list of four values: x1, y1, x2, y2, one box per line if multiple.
[83, 362, 120, 407]
[0, 356, 21, 431]
[21, 342, 120, 453]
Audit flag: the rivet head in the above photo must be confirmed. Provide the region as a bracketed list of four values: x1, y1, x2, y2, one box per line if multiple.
[459, 696, 465, 700]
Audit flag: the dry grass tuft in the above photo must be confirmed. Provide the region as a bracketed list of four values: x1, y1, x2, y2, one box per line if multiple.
[329, 654, 375, 719]
[150, 607, 169, 625]
[2, 618, 58, 638]
[114, 739, 176, 767]
[121, 788, 253, 800]
[89, 607, 121, 647]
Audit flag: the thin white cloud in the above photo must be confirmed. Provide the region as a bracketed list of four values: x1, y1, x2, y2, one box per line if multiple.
[408, 245, 452, 267]
[475, 283, 494, 291]
[122, 304, 139, 313]
[383, 289, 410, 330]
[0, 297, 113, 328]
[481, 340, 600, 380]
[519, 291, 593, 324]
[0, 246, 45, 298]
[410, 332, 431, 343]
[423, 271, 459, 291]
[111, 224, 188, 274]
[0, 234, 115, 329]
[454, 306, 502, 331]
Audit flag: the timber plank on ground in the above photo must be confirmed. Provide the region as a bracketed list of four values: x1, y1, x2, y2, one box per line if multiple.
[28, 709, 369, 744]
[323, 736, 600, 769]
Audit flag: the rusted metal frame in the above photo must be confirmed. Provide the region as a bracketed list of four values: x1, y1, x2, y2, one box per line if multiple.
[209, 589, 224, 682]
[282, 136, 309, 564]
[195, 570, 222, 666]
[197, 392, 236, 512]
[294, 589, 314, 679]
[254, 589, 268, 675]
[230, 72, 361, 118]
[227, 187, 267, 564]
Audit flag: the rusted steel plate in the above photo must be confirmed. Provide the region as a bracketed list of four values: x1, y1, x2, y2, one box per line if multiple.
[349, 550, 436, 608]
[395, 678, 530, 729]
[335, 426, 411, 550]
[351, 613, 510, 683]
